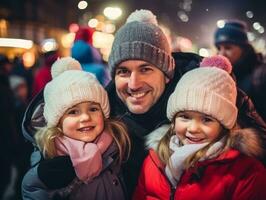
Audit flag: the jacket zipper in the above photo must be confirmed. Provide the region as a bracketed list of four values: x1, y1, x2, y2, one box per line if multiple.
[169, 185, 175, 200]
[158, 168, 176, 200]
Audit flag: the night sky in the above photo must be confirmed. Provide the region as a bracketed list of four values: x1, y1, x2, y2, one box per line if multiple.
[125, 0, 266, 47]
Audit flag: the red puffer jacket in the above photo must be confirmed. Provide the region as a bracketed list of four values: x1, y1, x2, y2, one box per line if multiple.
[134, 148, 266, 200]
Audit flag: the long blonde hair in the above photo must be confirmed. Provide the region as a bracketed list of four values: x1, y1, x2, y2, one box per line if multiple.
[35, 118, 131, 165]
[157, 116, 232, 169]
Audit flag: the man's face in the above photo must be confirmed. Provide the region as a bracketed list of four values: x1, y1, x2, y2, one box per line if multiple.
[115, 60, 169, 114]
[217, 43, 243, 65]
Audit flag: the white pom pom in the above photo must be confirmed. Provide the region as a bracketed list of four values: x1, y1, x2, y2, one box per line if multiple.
[51, 57, 82, 78]
[126, 9, 158, 25]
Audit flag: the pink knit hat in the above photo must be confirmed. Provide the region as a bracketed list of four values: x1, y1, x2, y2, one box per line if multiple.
[167, 55, 238, 129]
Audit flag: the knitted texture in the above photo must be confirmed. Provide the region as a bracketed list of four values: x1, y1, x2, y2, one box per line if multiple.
[51, 57, 82, 78]
[108, 9, 175, 79]
[215, 20, 248, 46]
[126, 9, 158, 25]
[167, 67, 237, 129]
[200, 55, 232, 73]
[43, 57, 110, 127]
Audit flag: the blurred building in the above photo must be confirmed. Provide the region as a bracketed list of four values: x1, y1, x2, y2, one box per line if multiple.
[0, 0, 80, 63]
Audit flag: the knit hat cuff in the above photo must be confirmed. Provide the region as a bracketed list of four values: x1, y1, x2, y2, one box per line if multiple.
[215, 28, 248, 47]
[109, 41, 175, 79]
[167, 88, 238, 129]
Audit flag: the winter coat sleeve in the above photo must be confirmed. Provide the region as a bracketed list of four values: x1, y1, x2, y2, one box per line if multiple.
[133, 158, 148, 200]
[236, 88, 266, 164]
[231, 165, 266, 200]
[22, 165, 51, 200]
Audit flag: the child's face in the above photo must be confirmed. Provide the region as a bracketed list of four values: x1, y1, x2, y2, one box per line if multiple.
[174, 111, 222, 145]
[60, 101, 105, 142]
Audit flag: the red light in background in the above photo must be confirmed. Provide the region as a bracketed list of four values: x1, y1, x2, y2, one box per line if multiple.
[69, 23, 79, 33]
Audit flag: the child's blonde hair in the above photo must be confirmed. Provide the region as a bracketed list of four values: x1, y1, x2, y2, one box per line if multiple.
[35, 117, 131, 165]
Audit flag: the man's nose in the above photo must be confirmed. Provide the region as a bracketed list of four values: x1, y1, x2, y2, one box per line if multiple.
[128, 72, 142, 90]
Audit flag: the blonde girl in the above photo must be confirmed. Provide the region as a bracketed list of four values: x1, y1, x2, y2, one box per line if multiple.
[134, 55, 266, 200]
[22, 57, 130, 200]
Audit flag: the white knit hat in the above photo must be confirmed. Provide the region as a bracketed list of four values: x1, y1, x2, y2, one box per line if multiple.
[43, 57, 110, 127]
[167, 57, 238, 129]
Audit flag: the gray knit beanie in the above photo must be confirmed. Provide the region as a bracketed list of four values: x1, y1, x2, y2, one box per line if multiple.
[108, 9, 175, 79]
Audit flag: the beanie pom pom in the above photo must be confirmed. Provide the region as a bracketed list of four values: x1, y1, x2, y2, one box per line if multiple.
[200, 55, 232, 74]
[51, 57, 82, 78]
[126, 9, 158, 25]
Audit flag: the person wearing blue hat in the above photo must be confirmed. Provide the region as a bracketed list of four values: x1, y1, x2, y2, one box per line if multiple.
[214, 20, 264, 98]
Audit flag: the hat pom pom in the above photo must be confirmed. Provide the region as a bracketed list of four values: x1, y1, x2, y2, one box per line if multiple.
[126, 9, 158, 25]
[200, 55, 232, 74]
[51, 57, 82, 78]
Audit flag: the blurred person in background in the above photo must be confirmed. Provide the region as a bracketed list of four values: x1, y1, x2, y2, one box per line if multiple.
[214, 20, 264, 100]
[11, 56, 34, 101]
[0, 54, 17, 199]
[32, 50, 59, 97]
[250, 64, 266, 121]
[74, 26, 101, 62]
[9, 75, 33, 200]
[71, 27, 111, 86]
[9, 75, 29, 106]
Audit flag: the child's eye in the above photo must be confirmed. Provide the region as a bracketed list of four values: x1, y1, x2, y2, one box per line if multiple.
[89, 107, 100, 112]
[67, 109, 79, 115]
[177, 113, 190, 120]
[202, 117, 214, 123]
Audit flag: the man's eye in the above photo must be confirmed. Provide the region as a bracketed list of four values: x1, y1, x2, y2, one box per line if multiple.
[116, 68, 129, 75]
[140, 67, 152, 73]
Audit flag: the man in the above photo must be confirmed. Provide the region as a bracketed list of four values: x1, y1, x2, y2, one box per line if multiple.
[22, 10, 266, 199]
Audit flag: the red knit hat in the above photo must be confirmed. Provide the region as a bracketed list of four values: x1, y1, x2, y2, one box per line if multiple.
[74, 26, 95, 45]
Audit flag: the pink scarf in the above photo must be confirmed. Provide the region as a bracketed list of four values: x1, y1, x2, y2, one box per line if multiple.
[55, 130, 113, 183]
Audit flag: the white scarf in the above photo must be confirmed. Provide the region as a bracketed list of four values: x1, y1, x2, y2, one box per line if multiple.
[165, 135, 225, 187]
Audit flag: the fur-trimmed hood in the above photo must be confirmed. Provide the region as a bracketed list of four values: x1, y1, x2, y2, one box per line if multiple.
[145, 124, 264, 159]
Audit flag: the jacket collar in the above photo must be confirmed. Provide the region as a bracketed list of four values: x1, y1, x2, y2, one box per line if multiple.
[106, 78, 174, 132]
[146, 125, 264, 160]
